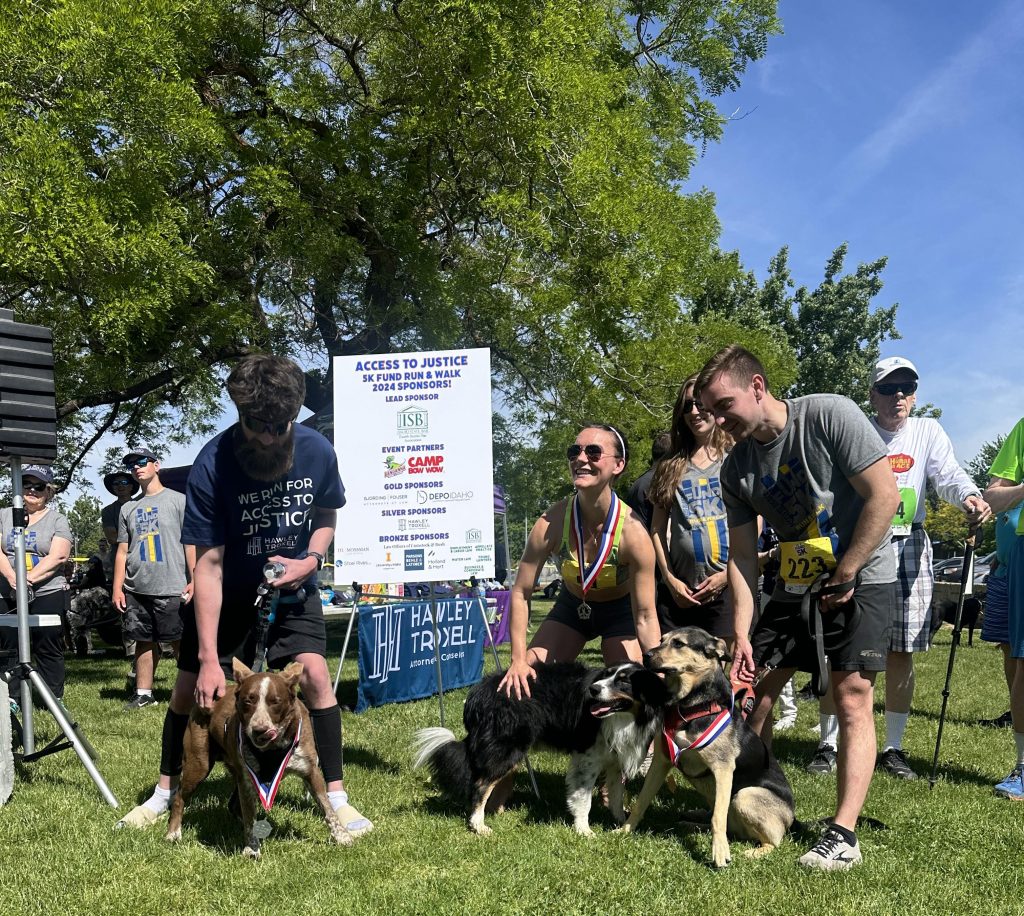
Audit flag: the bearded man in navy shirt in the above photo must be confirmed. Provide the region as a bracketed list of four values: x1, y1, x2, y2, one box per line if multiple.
[116, 355, 372, 837]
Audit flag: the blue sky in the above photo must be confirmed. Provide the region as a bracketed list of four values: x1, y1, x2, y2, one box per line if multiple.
[63, 1, 1021, 512]
[693, 0, 1024, 461]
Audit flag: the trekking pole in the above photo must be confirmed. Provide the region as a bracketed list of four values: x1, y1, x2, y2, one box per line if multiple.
[929, 526, 979, 789]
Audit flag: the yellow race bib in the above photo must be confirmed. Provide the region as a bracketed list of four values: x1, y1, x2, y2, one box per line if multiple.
[779, 537, 837, 595]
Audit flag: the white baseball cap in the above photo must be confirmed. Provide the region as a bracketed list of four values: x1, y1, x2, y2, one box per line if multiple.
[872, 357, 919, 386]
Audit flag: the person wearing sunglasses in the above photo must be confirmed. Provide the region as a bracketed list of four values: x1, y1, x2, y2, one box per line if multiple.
[861, 356, 990, 781]
[101, 468, 142, 681]
[0, 464, 73, 703]
[647, 374, 735, 647]
[498, 423, 660, 702]
[117, 354, 372, 839]
[112, 448, 196, 711]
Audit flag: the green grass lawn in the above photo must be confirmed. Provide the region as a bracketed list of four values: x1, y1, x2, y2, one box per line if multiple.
[3, 602, 1024, 916]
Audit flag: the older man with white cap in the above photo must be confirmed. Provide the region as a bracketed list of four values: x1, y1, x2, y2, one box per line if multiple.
[864, 356, 989, 778]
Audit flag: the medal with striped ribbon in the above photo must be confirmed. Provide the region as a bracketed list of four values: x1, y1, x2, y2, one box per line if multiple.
[572, 492, 621, 620]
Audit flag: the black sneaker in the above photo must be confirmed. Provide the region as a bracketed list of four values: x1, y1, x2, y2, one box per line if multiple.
[877, 747, 918, 780]
[980, 711, 1014, 729]
[123, 693, 158, 711]
[796, 682, 817, 701]
[806, 744, 838, 775]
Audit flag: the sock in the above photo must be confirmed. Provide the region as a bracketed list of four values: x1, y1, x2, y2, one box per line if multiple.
[309, 705, 344, 783]
[137, 689, 153, 698]
[142, 783, 175, 815]
[327, 789, 349, 809]
[1014, 731, 1024, 767]
[819, 714, 839, 749]
[884, 711, 909, 751]
[829, 822, 857, 846]
[159, 709, 190, 778]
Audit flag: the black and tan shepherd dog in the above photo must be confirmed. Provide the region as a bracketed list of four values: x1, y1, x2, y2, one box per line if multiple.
[620, 627, 795, 867]
[412, 661, 668, 836]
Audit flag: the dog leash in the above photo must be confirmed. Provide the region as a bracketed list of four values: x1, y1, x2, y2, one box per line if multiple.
[801, 576, 858, 698]
[251, 562, 307, 674]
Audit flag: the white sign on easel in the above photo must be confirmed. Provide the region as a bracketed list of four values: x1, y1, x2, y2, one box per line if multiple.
[332, 348, 495, 584]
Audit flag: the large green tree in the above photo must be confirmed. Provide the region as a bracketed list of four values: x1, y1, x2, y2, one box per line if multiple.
[0, 0, 780, 487]
[692, 243, 900, 404]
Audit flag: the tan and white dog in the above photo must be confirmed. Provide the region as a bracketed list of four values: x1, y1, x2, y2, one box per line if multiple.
[166, 658, 352, 858]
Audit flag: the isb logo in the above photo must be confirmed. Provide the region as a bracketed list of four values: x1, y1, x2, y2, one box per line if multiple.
[397, 405, 429, 441]
[404, 548, 425, 572]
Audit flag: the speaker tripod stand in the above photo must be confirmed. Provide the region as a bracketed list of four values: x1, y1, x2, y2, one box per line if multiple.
[3, 457, 118, 807]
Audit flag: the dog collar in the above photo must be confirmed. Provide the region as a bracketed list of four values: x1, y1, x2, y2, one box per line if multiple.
[240, 719, 302, 812]
[663, 694, 733, 766]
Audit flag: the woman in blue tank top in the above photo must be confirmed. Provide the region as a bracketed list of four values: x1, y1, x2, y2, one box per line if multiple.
[648, 375, 735, 643]
[498, 424, 661, 700]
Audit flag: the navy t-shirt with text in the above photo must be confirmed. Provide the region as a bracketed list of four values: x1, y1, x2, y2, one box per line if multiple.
[180, 423, 345, 592]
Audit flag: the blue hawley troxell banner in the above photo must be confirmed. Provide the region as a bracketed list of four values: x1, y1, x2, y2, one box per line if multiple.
[355, 597, 486, 712]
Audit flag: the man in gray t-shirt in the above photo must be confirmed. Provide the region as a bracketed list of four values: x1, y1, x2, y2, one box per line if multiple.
[696, 345, 900, 872]
[113, 447, 195, 711]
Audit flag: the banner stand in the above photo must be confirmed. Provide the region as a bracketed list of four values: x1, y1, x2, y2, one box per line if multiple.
[331, 581, 539, 798]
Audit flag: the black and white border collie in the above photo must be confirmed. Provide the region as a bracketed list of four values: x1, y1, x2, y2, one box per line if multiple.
[412, 661, 667, 836]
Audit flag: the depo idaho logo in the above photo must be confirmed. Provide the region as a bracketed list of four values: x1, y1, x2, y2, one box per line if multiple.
[397, 404, 429, 442]
[417, 488, 474, 505]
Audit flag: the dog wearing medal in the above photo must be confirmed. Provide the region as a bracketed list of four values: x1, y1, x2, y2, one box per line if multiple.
[165, 658, 352, 857]
[618, 627, 794, 868]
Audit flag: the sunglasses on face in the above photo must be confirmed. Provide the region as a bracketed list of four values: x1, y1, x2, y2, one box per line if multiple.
[241, 414, 292, 437]
[125, 457, 155, 469]
[566, 443, 619, 462]
[682, 398, 709, 415]
[24, 482, 47, 494]
[875, 381, 918, 397]
[111, 478, 133, 487]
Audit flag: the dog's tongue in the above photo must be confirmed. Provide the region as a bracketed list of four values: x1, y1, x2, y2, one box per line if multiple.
[591, 704, 614, 717]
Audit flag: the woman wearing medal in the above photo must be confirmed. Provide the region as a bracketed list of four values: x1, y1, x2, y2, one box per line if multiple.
[499, 424, 660, 700]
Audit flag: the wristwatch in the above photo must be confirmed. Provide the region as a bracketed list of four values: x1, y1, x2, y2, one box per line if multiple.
[307, 551, 326, 571]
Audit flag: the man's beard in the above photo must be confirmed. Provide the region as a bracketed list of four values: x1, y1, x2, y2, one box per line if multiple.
[233, 426, 296, 481]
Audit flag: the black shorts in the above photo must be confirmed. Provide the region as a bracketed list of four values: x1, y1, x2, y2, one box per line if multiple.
[178, 588, 327, 677]
[123, 592, 184, 643]
[543, 588, 636, 641]
[656, 582, 732, 640]
[751, 580, 894, 673]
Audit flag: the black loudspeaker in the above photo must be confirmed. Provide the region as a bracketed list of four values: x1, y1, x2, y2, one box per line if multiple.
[0, 307, 57, 462]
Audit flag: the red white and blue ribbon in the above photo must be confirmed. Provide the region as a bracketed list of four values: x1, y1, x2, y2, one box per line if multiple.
[240, 719, 301, 812]
[572, 492, 621, 597]
[664, 698, 733, 767]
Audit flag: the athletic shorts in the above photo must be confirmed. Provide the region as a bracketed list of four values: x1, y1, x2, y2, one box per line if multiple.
[981, 573, 1009, 645]
[890, 528, 934, 653]
[543, 588, 636, 642]
[178, 587, 327, 677]
[122, 592, 183, 643]
[1007, 537, 1024, 659]
[656, 581, 732, 639]
[751, 580, 894, 673]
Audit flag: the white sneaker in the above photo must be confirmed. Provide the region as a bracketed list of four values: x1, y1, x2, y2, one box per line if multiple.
[798, 826, 862, 871]
[774, 714, 797, 732]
